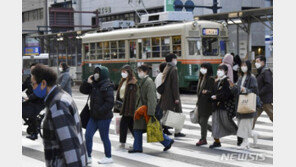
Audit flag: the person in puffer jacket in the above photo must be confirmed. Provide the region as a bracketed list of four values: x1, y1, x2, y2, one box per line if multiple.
[221, 53, 234, 82]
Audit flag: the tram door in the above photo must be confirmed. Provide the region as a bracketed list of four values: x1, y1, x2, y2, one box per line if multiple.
[128, 40, 138, 70]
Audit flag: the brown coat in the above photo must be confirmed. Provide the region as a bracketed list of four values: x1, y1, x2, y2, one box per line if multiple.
[159, 63, 182, 113]
[116, 77, 138, 117]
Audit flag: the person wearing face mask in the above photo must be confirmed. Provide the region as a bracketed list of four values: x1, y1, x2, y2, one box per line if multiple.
[79, 65, 114, 164]
[128, 64, 174, 153]
[57, 62, 72, 96]
[234, 60, 259, 149]
[31, 64, 87, 167]
[209, 64, 238, 149]
[159, 53, 186, 137]
[115, 65, 138, 149]
[195, 63, 215, 146]
[253, 56, 273, 129]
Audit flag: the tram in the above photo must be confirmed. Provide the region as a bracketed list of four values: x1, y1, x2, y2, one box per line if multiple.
[81, 20, 228, 90]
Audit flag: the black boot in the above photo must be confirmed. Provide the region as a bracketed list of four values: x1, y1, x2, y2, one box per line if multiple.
[237, 137, 243, 146]
[26, 133, 38, 140]
[163, 128, 172, 135]
[209, 142, 221, 149]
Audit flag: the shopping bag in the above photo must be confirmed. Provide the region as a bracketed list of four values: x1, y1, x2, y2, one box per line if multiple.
[190, 106, 199, 124]
[237, 93, 256, 114]
[115, 117, 121, 135]
[162, 110, 186, 130]
[147, 116, 164, 143]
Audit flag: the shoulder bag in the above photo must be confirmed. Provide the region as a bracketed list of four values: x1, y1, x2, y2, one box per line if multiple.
[80, 95, 90, 129]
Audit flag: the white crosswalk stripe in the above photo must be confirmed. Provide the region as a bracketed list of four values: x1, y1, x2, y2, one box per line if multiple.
[22, 94, 273, 167]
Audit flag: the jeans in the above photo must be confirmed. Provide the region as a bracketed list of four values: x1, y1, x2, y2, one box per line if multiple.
[133, 130, 172, 151]
[120, 116, 134, 143]
[85, 118, 112, 158]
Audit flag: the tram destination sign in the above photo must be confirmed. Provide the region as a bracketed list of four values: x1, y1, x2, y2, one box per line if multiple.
[202, 28, 219, 36]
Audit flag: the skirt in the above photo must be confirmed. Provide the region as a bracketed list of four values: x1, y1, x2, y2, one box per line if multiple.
[212, 109, 237, 139]
[236, 118, 253, 139]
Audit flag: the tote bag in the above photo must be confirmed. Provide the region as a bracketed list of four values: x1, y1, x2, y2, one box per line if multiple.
[162, 110, 186, 130]
[237, 93, 256, 114]
[190, 106, 199, 124]
[147, 116, 164, 143]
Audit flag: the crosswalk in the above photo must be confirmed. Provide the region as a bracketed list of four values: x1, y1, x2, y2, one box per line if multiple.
[22, 94, 273, 167]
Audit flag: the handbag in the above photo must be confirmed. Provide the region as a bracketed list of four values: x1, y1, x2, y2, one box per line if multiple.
[156, 68, 172, 94]
[162, 110, 186, 130]
[115, 116, 121, 134]
[237, 93, 256, 114]
[80, 95, 90, 129]
[190, 106, 199, 124]
[113, 99, 123, 113]
[147, 116, 164, 143]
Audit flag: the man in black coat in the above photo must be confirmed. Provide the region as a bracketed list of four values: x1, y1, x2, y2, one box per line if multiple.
[22, 63, 45, 140]
[253, 56, 273, 129]
[231, 53, 241, 83]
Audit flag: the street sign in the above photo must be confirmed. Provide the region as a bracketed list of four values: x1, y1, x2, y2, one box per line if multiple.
[24, 47, 40, 56]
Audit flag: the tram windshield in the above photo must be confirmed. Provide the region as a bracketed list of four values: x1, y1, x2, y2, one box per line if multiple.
[202, 37, 219, 56]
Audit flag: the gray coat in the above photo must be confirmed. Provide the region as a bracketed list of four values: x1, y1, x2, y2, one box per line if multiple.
[58, 68, 72, 96]
[235, 74, 258, 119]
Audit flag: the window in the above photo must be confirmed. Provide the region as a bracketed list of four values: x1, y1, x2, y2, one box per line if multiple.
[129, 41, 136, 58]
[84, 44, 89, 60]
[111, 41, 117, 59]
[142, 38, 151, 59]
[202, 37, 219, 56]
[96, 42, 103, 59]
[188, 40, 201, 56]
[161, 37, 170, 57]
[90, 43, 96, 60]
[152, 37, 160, 58]
[118, 40, 125, 59]
[172, 36, 181, 57]
[103, 42, 110, 59]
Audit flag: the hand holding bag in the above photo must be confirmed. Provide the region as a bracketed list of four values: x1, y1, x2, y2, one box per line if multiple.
[190, 106, 199, 124]
[113, 99, 123, 113]
[147, 116, 164, 143]
[237, 93, 256, 114]
[80, 95, 90, 129]
[162, 110, 186, 130]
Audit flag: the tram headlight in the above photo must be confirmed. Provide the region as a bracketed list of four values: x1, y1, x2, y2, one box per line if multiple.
[192, 21, 198, 29]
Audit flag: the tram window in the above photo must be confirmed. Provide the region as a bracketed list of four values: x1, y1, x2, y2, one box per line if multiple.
[129, 41, 136, 58]
[84, 44, 90, 60]
[161, 37, 170, 57]
[103, 42, 110, 59]
[173, 36, 182, 57]
[111, 41, 117, 59]
[90, 43, 96, 60]
[143, 38, 151, 58]
[96, 42, 103, 59]
[202, 38, 219, 56]
[188, 40, 201, 56]
[152, 37, 160, 58]
[118, 40, 125, 59]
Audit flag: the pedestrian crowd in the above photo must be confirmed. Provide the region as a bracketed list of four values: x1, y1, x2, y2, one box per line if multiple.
[22, 53, 273, 166]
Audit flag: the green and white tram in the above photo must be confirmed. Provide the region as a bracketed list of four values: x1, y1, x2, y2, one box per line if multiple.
[81, 20, 228, 90]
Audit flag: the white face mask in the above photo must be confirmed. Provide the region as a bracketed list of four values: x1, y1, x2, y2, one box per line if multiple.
[172, 59, 177, 66]
[217, 70, 225, 78]
[255, 62, 262, 69]
[59, 67, 63, 72]
[121, 72, 128, 79]
[138, 72, 145, 79]
[200, 68, 207, 75]
[241, 66, 248, 73]
[94, 73, 100, 81]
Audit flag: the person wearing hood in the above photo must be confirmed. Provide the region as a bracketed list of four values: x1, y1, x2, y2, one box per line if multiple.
[58, 62, 72, 96]
[222, 53, 234, 82]
[209, 64, 238, 149]
[231, 53, 242, 83]
[253, 56, 273, 129]
[79, 65, 114, 164]
[115, 65, 138, 149]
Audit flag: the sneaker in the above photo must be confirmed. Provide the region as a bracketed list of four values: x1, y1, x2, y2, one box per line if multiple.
[174, 132, 186, 137]
[209, 142, 221, 149]
[239, 140, 250, 150]
[26, 133, 38, 140]
[98, 157, 113, 164]
[196, 139, 207, 146]
[87, 156, 92, 164]
[128, 149, 143, 153]
[251, 131, 258, 145]
[163, 139, 174, 151]
[163, 129, 172, 135]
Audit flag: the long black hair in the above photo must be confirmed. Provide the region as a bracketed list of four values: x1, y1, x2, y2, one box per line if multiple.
[137, 64, 152, 74]
[199, 62, 213, 78]
[239, 60, 252, 76]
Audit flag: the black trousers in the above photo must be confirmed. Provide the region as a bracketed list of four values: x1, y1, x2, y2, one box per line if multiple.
[198, 115, 211, 140]
[119, 116, 134, 143]
[22, 101, 43, 134]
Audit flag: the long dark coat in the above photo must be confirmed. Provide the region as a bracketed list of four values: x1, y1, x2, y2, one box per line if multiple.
[197, 76, 215, 117]
[256, 66, 273, 104]
[159, 63, 182, 113]
[212, 77, 233, 111]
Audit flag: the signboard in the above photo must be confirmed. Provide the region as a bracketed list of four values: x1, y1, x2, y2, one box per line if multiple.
[24, 47, 40, 56]
[164, 0, 174, 11]
[202, 28, 219, 36]
[25, 37, 39, 47]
